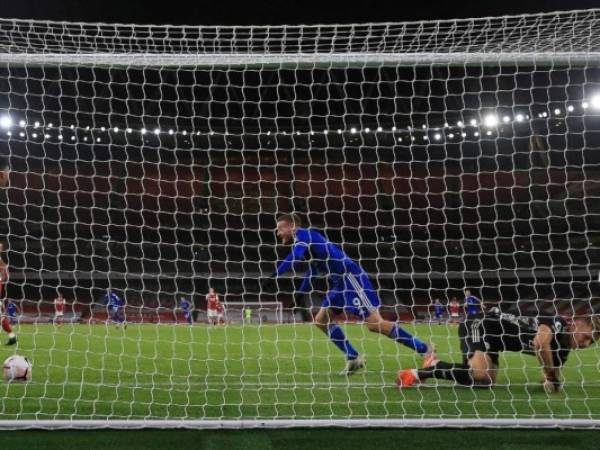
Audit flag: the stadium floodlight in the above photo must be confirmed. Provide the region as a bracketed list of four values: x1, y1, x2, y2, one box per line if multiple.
[141, 128, 147, 134]
[376, 126, 383, 132]
[448, 133, 454, 138]
[154, 128, 160, 135]
[461, 132, 467, 137]
[365, 127, 371, 133]
[96, 137, 101, 142]
[33, 121, 40, 128]
[18, 119, 25, 127]
[474, 131, 480, 136]
[168, 129, 174, 135]
[469, 118, 477, 126]
[44, 134, 50, 138]
[101, 126, 106, 131]
[126, 128, 132, 133]
[515, 113, 525, 122]
[18, 132, 24, 137]
[483, 114, 499, 128]
[554, 108, 562, 115]
[433, 133, 442, 140]
[6, 131, 11, 136]
[0, 115, 12, 129]
[47, 123, 53, 128]
[582, 101, 589, 109]
[542, 111, 548, 117]
[32, 133, 37, 138]
[58, 134, 63, 140]
[113, 127, 119, 132]
[350, 127, 357, 134]
[502, 116, 511, 123]
[567, 105, 575, 112]
[392, 126, 397, 131]
[591, 95, 600, 109]
[457, 121, 464, 127]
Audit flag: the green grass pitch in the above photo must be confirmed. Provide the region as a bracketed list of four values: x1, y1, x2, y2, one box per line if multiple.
[1, 322, 599, 421]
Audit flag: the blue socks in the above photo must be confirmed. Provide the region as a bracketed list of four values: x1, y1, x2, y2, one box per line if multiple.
[327, 324, 359, 360]
[388, 324, 428, 354]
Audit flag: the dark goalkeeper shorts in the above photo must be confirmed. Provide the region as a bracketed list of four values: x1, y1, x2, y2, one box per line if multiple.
[458, 314, 500, 366]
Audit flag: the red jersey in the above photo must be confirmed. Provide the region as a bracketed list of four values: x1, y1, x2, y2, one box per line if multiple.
[206, 294, 220, 311]
[0, 260, 8, 298]
[54, 297, 66, 313]
[449, 301, 460, 315]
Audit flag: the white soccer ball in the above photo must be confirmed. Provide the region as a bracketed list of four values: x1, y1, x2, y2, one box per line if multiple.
[3, 355, 32, 381]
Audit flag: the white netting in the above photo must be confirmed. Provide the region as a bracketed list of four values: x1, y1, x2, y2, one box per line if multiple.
[0, 10, 598, 428]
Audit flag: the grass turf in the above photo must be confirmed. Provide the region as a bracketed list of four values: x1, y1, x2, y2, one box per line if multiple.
[0, 322, 599, 420]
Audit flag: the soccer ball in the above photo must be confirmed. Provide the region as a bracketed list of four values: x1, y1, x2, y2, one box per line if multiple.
[3, 355, 32, 381]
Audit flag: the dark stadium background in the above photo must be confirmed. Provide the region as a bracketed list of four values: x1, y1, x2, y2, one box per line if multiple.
[0, 0, 598, 322]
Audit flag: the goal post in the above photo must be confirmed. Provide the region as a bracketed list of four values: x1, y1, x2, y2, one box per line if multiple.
[0, 9, 598, 429]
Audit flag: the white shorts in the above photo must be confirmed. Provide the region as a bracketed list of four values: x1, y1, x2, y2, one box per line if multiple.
[55, 312, 64, 317]
[451, 313, 459, 318]
[207, 310, 219, 318]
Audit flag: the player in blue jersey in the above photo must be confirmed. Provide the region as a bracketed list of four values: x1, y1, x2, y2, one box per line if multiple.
[268, 214, 435, 375]
[103, 290, 127, 328]
[464, 289, 482, 317]
[433, 298, 444, 325]
[179, 297, 194, 325]
[5, 299, 17, 325]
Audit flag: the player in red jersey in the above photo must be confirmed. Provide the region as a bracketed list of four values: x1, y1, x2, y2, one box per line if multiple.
[54, 290, 67, 326]
[449, 297, 461, 324]
[206, 288, 223, 326]
[0, 242, 16, 345]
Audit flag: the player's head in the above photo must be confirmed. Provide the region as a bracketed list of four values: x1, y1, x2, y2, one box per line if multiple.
[464, 288, 471, 296]
[569, 314, 600, 349]
[209, 287, 215, 295]
[276, 213, 303, 244]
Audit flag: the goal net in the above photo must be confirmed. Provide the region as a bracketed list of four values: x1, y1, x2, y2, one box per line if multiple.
[0, 10, 599, 429]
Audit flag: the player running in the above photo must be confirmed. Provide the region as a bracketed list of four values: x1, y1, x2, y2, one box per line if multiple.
[0, 242, 16, 345]
[397, 306, 600, 392]
[103, 290, 127, 328]
[464, 288, 482, 317]
[54, 291, 66, 326]
[179, 297, 194, 325]
[6, 299, 18, 325]
[268, 214, 434, 375]
[432, 298, 444, 325]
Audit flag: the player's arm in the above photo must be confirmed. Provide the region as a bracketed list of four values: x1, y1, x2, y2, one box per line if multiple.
[261, 242, 309, 292]
[532, 324, 561, 392]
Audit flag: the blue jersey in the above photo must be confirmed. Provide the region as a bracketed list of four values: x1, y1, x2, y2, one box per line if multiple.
[6, 303, 17, 316]
[434, 303, 443, 317]
[104, 292, 124, 311]
[276, 228, 379, 318]
[465, 295, 481, 316]
[180, 298, 192, 312]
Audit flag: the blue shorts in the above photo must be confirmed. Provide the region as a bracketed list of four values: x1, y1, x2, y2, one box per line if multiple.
[321, 272, 380, 319]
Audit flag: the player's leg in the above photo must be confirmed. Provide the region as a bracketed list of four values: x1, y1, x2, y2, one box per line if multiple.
[314, 305, 360, 362]
[346, 272, 430, 355]
[1, 302, 16, 345]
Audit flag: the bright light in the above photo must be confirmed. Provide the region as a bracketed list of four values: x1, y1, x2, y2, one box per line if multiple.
[32, 133, 38, 138]
[365, 128, 371, 133]
[83, 137, 88, 141]
[591, 95, 600, 109]
[70, 136, 76, 141]
[126, 128, 132, 133]
[469, 119, 477, 126]
[350, 127, 357, 134]
[86, 126, 90, 130]
[541, 112, 548, 117]
[323, 130, 328, 135]
[101, 127, 106, 132]
[96, 137, 101, 142]
[18, 120, 25, 127]
[113, 127, 119, 132]
[44, 134, 50, 138]
[423, 135, 428, 140]
[310, 131, 315, 135]
[182, 130, 187, 135]
[6, 131, 11, 136]
[58, 135, 63, 140]
[582, 101, 589, 109]
[483, 115, 498, 128]
[474, 131, 480, 136]
[448, 133, 454, 138]
[397, 137, 402, 142]
[154, 128, 160, 135]
[337, 129, 342, 134]
[376, 126, 383, 132]
[47, 123, 53, 129]
[443, 122, 449, 128]
[502, 116, 511, 123]
[457, 121, 464, 127]
[19, 132, 24, 137]
[141, 128, 147, 135]
[168, 129, 174, 135]
[434, 133, 441, 140]
[34, 121, 40, 129]
[70, 125, 75, 129]
[486, 130, 492, 136]
[196, 131, 201, 136]
[554, 108, 561, 115]
[421, 124, 426, 129]
[567, 105, 575, 112]
[296, 131, 301, 135]
[392, 126, 397, 131]
[515, 114, 524, 122]
[0, 115, 13, 129]
[461, 132, 467, 137]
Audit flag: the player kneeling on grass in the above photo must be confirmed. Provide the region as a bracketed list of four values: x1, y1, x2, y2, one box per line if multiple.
[268, 213, 434, 376]
[397, 307, 600, 392]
